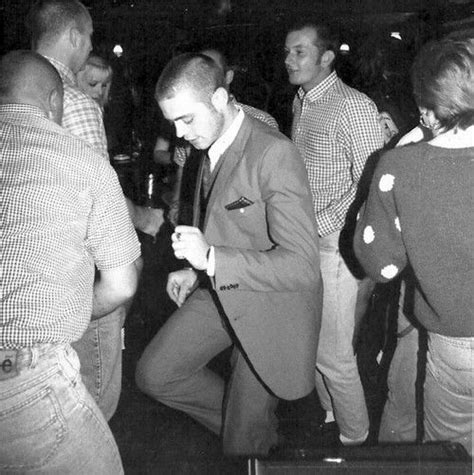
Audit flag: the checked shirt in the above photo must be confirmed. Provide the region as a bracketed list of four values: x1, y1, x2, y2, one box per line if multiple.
[1, 105, 140, 349]
[46, 56, 109, 160]
[291, 72, 384, 237]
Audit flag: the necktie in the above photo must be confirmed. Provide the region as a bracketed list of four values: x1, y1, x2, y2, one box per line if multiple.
[192, 151, 211, 228]
[201, 152, 212, 199]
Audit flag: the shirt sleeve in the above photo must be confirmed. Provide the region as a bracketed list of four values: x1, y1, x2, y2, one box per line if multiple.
[86, 160, 141, 270]
[317, 97, 384, 236]
[62, 92, 109, 160]
[354, 155, 407, 282]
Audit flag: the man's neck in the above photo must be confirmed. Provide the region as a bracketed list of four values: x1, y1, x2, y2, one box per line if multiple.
[36, 44, 75, 74]
[220, 102, 239, 136]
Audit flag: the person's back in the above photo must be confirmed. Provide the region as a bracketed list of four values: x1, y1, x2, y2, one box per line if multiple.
[0, 50, 141, 473]
[354, 35, 474, 455]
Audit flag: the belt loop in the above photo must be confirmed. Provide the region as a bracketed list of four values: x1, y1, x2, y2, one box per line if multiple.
[30, 346, 39, 369]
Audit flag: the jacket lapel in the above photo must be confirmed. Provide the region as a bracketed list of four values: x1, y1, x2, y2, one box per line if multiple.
[203, 115, 252, 229]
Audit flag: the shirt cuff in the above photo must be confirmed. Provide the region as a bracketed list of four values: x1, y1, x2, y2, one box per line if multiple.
[206, 246, 215, 276]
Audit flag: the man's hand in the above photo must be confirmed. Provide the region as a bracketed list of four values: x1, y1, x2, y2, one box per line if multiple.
[126, 198, 164, 237]
[171, 225, 210, 270]
[166, 268, 198, 307]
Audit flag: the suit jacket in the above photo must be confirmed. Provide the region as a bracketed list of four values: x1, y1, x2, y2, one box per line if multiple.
[199, 114, 322, 400]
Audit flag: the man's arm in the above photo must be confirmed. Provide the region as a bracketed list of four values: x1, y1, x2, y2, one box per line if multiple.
[92, 257, 143, 319]
[317, 98, 384, 236]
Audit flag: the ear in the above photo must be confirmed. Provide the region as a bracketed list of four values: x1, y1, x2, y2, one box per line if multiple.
[321, 50, 335, 69]
[69, 26, 81, 48]
[211, 87, 229, 111]
[225, 69, 234, 87]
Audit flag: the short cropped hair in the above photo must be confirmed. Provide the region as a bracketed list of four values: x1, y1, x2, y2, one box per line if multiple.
[287, 20, 340, 56]
[0, 50, 63, 102]
[200, 48, 229, 74]
[155, 53, 226, 104]
[411, 36, 474, 130]
[26, 0, 91, 48]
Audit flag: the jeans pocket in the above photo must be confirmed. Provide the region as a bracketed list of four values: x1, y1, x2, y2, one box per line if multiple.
[0, 386, 66, 471]
[428, 334, 473, 397]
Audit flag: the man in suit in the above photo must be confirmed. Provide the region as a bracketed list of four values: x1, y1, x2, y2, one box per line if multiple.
[136, 53, 322, 456]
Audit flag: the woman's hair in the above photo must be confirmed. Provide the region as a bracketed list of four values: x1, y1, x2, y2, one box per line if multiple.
[411, 34, 474, 131]
[84, 55, 112, 79]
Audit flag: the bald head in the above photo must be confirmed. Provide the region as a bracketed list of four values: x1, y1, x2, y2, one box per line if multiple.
[0, 50, 64, 123]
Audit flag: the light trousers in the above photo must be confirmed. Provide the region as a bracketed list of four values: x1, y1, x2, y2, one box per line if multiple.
[0, 344, 123, 474]
[72, 306, 126, 421]
[315, 231, 369, 441]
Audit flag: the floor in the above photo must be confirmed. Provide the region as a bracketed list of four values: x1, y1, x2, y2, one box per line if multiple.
[108, 223, 391, 474]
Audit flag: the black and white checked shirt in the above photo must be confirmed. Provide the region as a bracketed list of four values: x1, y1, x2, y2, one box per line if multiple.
[46, 56, 109, 161]
[1, 105, 141, 349]
[291, 72, 384, 237]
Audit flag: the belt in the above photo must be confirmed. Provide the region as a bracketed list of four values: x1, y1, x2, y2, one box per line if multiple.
[0, 343, 59, 381]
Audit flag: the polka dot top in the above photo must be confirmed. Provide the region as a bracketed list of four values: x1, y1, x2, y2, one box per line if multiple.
[354, 142, 474, 337]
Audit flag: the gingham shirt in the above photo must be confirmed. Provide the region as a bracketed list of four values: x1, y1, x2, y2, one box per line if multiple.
[1, 105, 141, 349]
[291, 72, 384, 236]
[45, 56, 109, 160]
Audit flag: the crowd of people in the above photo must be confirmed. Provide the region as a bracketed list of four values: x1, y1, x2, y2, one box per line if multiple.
[1, 0, 472, 472]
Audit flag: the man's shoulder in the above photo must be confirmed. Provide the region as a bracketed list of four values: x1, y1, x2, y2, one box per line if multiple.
[331, 77, 377, 109]
[63, 82, 101, 111]
[245, 114, 286, 142]
[239, 103, 279, 129]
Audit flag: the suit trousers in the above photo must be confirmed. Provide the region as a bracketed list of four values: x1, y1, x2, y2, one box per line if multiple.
[315, 231, 369, 441]
[135, 288, 278, 456]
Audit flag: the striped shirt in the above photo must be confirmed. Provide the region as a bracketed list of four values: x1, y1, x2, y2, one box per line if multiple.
[1, 105, 141, 349]
[291, 72, 384, 236]
[45, 56, 109, 160]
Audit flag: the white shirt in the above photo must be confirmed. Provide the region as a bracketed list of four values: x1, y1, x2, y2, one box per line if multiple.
[206, 107, 245, 275]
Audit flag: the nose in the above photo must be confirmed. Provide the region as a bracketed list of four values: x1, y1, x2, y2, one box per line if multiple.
[284, 53, 293, 67]
[175, 121, 187, 139]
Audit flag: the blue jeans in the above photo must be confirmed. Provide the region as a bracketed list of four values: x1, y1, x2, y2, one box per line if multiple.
[72, 306, 125, 421]
[315, 231, 369, 441]
[0, 344, 123, 474]
[424, 333, 473, 455]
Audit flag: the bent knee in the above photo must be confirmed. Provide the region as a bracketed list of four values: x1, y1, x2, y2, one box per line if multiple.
[135, 354, 169, 397]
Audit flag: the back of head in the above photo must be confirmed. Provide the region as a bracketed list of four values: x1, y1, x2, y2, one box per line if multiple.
[411, 35, 474, 131]
[26, 0, 91, 49]
[200, 48, 228, 74]
[155, 53, 226, 104]
[0, 50, 63, 121]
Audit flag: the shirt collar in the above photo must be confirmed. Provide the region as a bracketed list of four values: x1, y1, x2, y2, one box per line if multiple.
[297, 71, 338, 103]
[208, 107, 244, 170]
[0, 103, 49, 120]
[43, 56, 77, 86]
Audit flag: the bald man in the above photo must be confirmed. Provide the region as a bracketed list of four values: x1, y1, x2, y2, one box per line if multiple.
[0, 50, 141, 473]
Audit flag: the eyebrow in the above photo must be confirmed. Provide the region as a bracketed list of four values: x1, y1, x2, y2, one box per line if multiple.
[167, 113, 193, 124]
